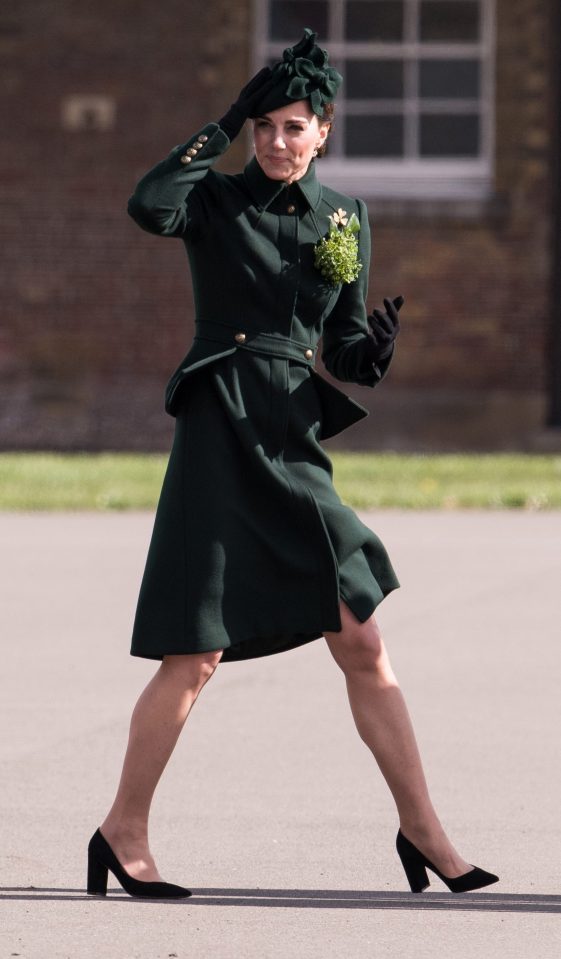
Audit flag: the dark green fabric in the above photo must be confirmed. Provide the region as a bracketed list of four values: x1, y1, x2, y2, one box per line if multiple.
[127, 123, 400, 661]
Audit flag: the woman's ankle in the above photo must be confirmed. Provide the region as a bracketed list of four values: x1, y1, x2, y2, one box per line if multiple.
[99, 814, 149, 844]
[399, 806, 442, 839]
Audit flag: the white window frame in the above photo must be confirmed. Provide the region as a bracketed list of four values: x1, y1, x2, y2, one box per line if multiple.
[252, 0, 496, 200]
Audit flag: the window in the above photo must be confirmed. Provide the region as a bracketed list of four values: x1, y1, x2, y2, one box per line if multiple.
[253, 0, 495, 199]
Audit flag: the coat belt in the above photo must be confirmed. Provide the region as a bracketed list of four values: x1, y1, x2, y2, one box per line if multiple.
[194, 320, 317, 365]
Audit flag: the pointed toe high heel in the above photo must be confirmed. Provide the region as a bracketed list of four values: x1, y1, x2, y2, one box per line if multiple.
[87, 828, 192, 899]
[396, 830, 499, 894]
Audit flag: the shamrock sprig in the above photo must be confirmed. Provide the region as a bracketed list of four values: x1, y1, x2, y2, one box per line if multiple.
[314, 208, 362, 286]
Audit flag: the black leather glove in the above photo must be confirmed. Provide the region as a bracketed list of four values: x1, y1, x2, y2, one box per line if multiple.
[367, 295, 404, 362]
[218, 67, 274, 141]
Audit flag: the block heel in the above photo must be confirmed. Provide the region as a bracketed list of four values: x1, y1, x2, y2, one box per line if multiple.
[397, 843, 430, 893]
[87, 852, 108, 896]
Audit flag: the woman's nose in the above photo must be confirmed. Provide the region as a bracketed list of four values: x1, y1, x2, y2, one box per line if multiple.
[273, 132, 286, 148]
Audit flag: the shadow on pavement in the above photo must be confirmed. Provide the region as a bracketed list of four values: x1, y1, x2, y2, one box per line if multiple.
[1, 887, 560, 912]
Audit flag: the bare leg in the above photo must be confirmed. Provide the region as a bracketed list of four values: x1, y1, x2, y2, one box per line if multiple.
[99, 650, 223, 882]
[324, 601, 471, 877]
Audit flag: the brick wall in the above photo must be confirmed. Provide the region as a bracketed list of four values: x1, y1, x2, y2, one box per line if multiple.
[0, 0, 558, 450]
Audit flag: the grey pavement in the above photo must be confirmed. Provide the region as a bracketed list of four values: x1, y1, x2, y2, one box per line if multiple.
[1, 510, 560, 959]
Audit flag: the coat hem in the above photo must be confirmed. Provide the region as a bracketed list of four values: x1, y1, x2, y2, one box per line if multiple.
[129, 581, 399, 663]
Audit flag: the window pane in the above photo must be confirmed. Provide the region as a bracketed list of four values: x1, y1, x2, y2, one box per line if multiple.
[420, 59, 480, 98]
[345, 1, 404, 41]
[420, 114, 480, 156]
[269, 1, 328, 40]
[346, 115, 404, 156]
[346, 59, 404, 99]
[420, 2, 480, 42]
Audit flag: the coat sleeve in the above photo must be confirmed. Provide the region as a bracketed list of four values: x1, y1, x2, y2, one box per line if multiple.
[320, 198, 393, 387]
[127, 122, 230, 238]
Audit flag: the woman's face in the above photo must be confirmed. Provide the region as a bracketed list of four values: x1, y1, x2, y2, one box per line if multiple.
[252, 100, 329, 184]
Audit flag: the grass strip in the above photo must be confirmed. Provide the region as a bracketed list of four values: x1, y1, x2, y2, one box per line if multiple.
[1, 452, 560, 511]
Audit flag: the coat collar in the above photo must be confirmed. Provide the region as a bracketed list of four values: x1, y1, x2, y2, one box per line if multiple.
[243, 156, 322, 212]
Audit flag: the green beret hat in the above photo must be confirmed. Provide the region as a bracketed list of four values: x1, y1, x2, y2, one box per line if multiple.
[249, 28, 343, 119]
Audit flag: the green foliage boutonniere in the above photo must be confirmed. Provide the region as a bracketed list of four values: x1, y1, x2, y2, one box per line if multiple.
[314, 208, 362, 286]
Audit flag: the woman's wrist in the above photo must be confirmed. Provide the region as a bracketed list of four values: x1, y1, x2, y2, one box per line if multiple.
[216, 105, 247, 142]
[364, 332, 395, 364]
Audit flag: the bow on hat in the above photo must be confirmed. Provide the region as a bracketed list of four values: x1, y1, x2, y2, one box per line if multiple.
[250, 28, 343, 118]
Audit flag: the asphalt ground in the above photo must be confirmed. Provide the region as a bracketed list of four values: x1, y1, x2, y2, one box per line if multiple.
[1, 510, 560, 959]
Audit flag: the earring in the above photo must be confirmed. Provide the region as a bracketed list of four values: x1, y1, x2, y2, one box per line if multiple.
[312, 148, 318, 157]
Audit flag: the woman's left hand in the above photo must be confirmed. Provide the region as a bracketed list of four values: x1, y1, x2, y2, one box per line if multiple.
[367, 295, 404, 360]
[218, 68, 275, 142]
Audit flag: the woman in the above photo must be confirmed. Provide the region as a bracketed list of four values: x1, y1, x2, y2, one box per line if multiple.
[87, 30, 498, 899]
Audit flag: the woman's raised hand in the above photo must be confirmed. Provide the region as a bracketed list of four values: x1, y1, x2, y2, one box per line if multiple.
[367, 295, 404, 361]
[218, 67, 274, 141]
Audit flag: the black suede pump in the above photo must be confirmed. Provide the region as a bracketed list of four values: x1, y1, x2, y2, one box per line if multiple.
[396, 830, 499, 894]
[87, 828, 192, 899]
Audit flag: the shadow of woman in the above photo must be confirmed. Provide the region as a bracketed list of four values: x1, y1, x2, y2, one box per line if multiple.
[1, 886, 560, 912]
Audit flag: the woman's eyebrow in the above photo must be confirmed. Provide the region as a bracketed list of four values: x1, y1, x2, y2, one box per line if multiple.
[258, 115, 309, 124]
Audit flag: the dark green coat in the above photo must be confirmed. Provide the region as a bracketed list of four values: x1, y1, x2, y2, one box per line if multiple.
[128, 123, 399, 662]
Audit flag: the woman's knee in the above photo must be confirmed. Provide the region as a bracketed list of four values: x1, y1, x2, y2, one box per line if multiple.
[160, 650, 223, 690]
[325, 603, 386, 675]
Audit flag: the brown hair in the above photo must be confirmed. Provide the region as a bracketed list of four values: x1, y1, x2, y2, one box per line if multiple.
[316, 102, 335, 159]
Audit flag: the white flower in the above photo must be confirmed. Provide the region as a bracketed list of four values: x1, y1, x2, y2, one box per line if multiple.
[329, 208, 349, 228]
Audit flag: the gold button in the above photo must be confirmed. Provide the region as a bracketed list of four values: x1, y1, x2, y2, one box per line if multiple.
[186, 147, 197, 156]
[199, 134, 208, 142]
[304, 348, 313, 359]
[180, 155, 192, 164]
[234, 332, 246, 344]
[194, 141, 203, 149]
[287, 204, 296, 214]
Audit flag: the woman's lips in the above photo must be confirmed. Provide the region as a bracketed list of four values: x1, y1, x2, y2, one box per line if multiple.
[267, 155, 290, 164]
